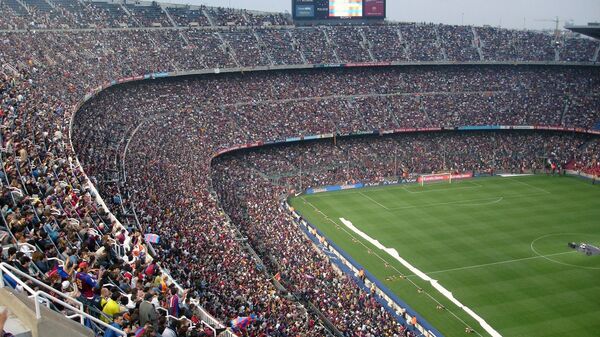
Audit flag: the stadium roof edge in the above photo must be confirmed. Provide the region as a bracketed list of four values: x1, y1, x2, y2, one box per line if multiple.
[93, 0, 285, 16]
[565, 24, 600, 40]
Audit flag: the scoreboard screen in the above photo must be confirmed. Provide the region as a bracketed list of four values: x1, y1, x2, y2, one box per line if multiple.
[292, 0, 385, 20]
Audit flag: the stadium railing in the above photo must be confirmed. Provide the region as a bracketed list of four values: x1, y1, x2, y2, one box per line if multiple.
[67, 81, 237, 336]
[0, 262, 126, 336]
[282, 201, 441, 337]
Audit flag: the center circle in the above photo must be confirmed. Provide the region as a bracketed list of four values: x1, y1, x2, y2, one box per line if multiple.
[530, 233, 600, 270]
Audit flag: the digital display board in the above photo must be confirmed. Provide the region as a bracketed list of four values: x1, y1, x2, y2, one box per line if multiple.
[292, 0, 385, 20]
[363, 0, 384, 17]
[329, 0, 362, 18]
[295, 4, 315, 17]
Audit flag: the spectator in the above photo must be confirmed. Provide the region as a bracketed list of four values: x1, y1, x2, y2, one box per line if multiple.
[103, 312, 126, 337]
[139, 293, 157, 329]
[74, 262, 103, 303]
[102, 291, 122, 324]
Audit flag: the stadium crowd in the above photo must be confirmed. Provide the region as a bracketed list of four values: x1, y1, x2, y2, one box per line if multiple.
[567, 139, 600, 177]
[0, 2, 599, 337]
[71, 66, 600, 139]
[70, 66, 599, 336]
[2, 2, 598, 65]
[213, 132, 591, 189]
[0, 66, 232, 337]
[210, 131, 593, 329]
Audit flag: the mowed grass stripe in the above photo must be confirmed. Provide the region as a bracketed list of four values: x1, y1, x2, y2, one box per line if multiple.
[290, 175, 600, 337]
[296, 196, 490, 336]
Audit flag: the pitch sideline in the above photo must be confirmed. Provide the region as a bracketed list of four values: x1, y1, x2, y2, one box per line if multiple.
[299, 197, 485, 336]
[339, 217, 503, 337]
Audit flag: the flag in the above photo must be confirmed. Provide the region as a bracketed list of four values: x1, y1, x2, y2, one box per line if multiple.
[304, 274, 315, 280]
[144, 233, 160, 244]
[47, 264, 70, 280]
[230, 314, 257, 331]
[273, 272, 281, 282]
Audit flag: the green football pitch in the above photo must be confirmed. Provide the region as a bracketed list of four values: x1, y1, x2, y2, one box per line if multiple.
[288, 175, 600, 337]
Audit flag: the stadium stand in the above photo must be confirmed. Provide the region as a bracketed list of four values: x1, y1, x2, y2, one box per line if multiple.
[400, 23, 446, 61]
[0, 1, 599, 336]
[166, 5, 211, 27]
[123, 3, 172, 28]
[363, 25, 409, 62]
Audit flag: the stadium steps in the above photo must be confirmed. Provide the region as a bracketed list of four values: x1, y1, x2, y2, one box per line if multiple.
[395, 26, 411, 60]
[594, 43, 600, 62]
[252, 30, 275, 66]
[2, 64, 19, 76]
[471, 26, 485, 60]
[160, 3, 178, 28]
[322, 28, 342, 63]
[118, 3, 138, 27]
[215, 31, 242, 67]
[22, 0, 52, 12]
[249, 167, 271, 181]
[119, 3, 132, 16]
[201, 7, 216, 26]
[560, 98, 570, 125]
[434, 26, 448, 61]
[240, 10, 250, 25]
[42, 0, 54, 9]
[358, 29, 377, 62]
[5, 0, 29, 15]
[285, 29, 308, 64]
[177, 30, 190, 45]
[473, 27, 487, 60]
[419, 96, 435, 125]
[0, 288, 93, 337]
[385, 97, 403, 127]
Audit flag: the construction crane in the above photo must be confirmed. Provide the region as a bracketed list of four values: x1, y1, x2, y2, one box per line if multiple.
[535, 17, 571, 43]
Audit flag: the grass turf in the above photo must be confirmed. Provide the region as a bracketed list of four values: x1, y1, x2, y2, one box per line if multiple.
[289, 175, 600, 337]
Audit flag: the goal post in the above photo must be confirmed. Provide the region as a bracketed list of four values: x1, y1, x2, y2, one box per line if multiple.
[417, 172, 453, 187]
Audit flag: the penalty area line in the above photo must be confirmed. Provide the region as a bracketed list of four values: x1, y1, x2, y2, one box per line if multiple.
[359, 192, 390, 210]
[401, 184, 482, 194]
[505, 177, 552, 194]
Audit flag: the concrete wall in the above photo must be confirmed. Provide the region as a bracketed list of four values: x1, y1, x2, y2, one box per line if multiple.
[0, 288, 94, 337]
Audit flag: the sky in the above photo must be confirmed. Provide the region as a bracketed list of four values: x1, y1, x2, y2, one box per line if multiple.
[164, 0, 600, 30]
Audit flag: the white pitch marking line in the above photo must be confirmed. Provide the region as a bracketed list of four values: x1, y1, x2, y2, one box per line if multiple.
[407, 251, 577, 277]
[386, 192, 548, 211]
[298, 197, 485, 337]
[359, 192, 390, 210]
[454, 196, 503, 206]
[310, 191, 359, 198]
[505, 177, 551, 194]
[468, 181, 484, 187]
[387, 196, 503, 211]
[339, 217, 502, 337]
[401, 184, 482, 194]
[530, 233, 600, 270]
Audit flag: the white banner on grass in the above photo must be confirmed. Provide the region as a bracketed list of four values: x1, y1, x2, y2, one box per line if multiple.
[339, 217, 503, 337]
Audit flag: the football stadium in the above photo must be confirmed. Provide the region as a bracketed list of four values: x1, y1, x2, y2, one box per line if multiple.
[0, 1, 599, 337]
